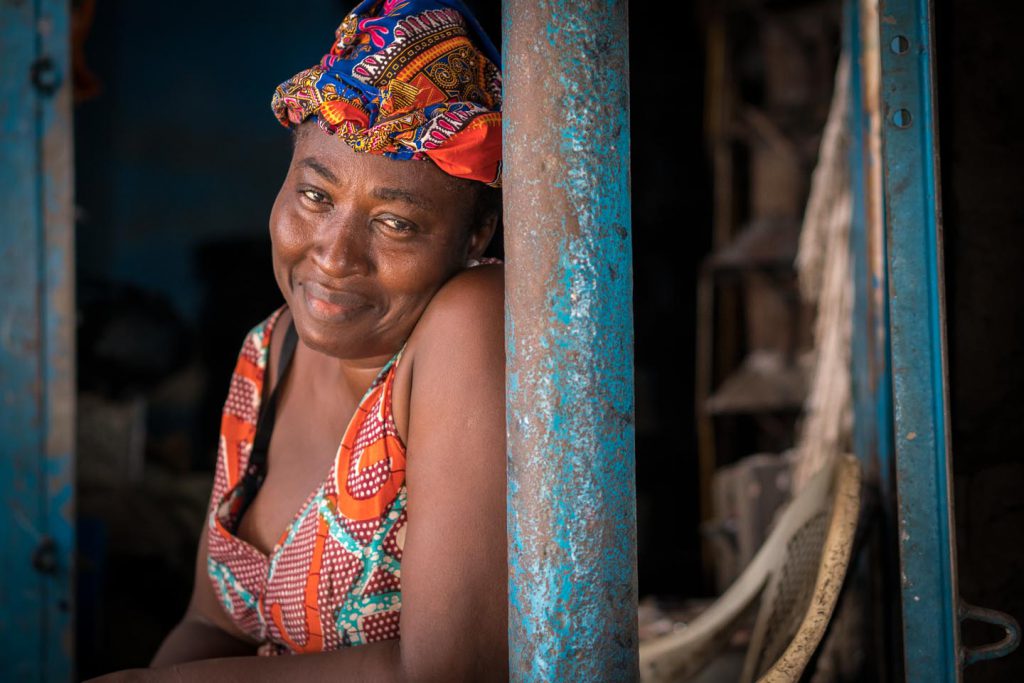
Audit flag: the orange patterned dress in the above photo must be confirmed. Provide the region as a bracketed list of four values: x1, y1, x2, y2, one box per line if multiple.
[206, 303, 409, 655]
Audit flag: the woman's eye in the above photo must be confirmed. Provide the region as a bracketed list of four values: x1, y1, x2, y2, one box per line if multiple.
[301, 189, 329, 204]
[377, 217, 415, 234]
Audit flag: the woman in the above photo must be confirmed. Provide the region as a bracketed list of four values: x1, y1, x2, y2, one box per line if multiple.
[89, 0, 508, 680]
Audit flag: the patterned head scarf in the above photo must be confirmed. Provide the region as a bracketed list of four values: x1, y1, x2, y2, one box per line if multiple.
[272, 0, 502, 188]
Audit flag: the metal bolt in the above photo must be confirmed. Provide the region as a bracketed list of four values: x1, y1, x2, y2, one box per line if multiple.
[30, 56, 60, 95]
[892, 108, 913, 128]
[891, 35, 910, 54]
[32, 536, 58, 575]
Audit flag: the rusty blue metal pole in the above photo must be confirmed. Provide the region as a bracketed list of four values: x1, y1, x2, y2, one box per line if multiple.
[0, 1, 76, 680]
[503, 1, 638, 680]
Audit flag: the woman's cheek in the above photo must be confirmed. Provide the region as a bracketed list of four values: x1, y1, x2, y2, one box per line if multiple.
[271, 204, 312, 257]
[269, 203, 311, 300]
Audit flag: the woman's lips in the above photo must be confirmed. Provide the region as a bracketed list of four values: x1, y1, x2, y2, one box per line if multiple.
[302, 282, 370, 321]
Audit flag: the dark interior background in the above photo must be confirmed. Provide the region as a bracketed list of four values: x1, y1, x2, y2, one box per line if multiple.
[936, 0, 1024, 680]
[73, 1, 709, 675]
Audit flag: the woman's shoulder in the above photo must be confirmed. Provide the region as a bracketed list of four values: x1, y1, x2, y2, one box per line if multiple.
[391, 262, 503, 443]
[435, 260, 504, 305]
[412, 261, 503, 341]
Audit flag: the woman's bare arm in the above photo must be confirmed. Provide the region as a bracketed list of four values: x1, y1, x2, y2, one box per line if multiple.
[90, 265, 507, 682]
[393, 263, 509, 681]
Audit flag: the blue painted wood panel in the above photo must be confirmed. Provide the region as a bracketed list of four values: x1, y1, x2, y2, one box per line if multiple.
[0, 0, 76, 679]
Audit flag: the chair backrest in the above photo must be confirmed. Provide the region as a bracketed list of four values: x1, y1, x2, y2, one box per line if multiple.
[742, 454, 862, 683]
[638, 454, 861, 683]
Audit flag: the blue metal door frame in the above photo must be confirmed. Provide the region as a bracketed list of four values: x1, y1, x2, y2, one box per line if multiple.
[851, 0, 1019, 678]
[875, 0, 961, 676]
[847, 2, 977, 677]
[845, 0, 963, 677]
[0, 1, 76, 680]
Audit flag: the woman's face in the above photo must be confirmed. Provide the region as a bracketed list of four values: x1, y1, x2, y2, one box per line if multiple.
[269, 121, 494, 360]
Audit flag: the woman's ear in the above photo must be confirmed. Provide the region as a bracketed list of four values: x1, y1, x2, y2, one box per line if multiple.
[466, 211, 499, 261]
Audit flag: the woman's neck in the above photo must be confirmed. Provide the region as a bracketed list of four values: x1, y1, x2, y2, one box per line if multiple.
[295, 337, 393, 403]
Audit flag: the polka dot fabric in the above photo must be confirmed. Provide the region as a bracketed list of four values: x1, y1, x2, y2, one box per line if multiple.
[206, 303, 410, 655]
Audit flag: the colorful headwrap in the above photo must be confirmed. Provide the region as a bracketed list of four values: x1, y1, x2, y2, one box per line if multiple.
[271, 0, 502, 188]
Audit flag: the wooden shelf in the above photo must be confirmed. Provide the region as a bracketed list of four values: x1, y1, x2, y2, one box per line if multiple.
[709, 217, 801, 273]
[705, 350, 809, 414]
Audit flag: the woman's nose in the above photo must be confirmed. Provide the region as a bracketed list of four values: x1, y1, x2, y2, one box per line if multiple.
[311, 216, 371, 278]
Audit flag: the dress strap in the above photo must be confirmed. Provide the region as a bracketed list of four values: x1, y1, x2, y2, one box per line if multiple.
[254, 318, 297, 459]
[236, 318, 298, 520]
[391, 340, 409, 372]
[277, 319, 299, 385]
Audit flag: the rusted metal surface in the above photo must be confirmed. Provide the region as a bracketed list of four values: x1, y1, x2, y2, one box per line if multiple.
[1, 1, 76, 679]
[876, 0, 961, 679]
[503, 0, 638, 680]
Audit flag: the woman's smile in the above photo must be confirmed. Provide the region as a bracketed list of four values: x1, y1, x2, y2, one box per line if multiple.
[301, 280, 372, 323]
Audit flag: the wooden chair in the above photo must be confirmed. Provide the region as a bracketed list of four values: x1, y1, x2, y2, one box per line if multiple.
[639, 454, 862, 683]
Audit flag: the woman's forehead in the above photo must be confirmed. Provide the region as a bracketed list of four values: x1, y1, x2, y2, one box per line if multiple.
[294, 121, 464, 195]
[291, 122, 483, 220]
